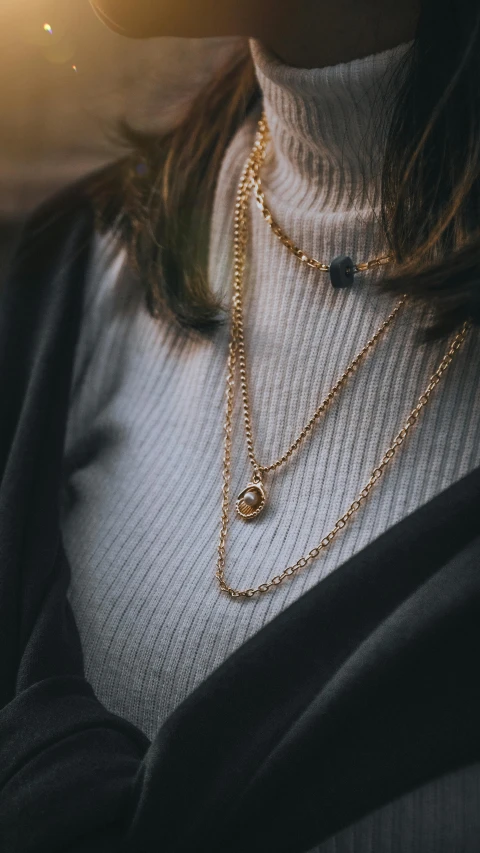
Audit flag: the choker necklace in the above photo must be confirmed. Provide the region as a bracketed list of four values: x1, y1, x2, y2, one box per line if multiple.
[215, 114, 470, 599]
[251, 113, 393, 288]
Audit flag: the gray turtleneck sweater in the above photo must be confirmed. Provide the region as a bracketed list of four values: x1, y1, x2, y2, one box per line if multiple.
[60, 38, 480, 850]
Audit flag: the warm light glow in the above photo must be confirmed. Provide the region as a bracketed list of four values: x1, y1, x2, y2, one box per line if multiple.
[43, 23, 53, 35]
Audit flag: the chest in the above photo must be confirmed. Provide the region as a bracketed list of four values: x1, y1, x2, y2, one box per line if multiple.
[60, 258, 480, 738]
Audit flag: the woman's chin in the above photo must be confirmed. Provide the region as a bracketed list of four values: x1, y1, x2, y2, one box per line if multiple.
[89, 0, 258, 39]
[89, 0, 162, 37]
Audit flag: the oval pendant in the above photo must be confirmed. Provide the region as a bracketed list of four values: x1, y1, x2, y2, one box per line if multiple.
[236, 481, 267, 520]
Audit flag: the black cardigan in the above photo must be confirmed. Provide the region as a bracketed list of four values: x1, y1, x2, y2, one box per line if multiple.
[1, 177, 479, 853]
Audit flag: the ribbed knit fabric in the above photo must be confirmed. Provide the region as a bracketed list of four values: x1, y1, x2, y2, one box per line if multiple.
[61, 36, 480, 773]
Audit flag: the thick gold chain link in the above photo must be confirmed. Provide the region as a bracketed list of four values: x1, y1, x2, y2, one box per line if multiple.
[215, 119, 471, 599]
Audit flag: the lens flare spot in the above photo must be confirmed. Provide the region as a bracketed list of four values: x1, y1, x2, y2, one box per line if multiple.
[72, 65, 78, 73]
[43, 23, 53, 35]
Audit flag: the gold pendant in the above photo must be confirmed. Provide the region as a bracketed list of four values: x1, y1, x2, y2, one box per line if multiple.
[236, 481, 267, 520]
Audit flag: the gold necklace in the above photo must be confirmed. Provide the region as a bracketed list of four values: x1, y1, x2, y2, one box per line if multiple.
[251, 113, 393, 286]
[215, 119, 470, 599]
[235, 116, 406, 520]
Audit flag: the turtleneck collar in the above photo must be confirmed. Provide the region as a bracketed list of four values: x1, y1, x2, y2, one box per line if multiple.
[249, 38, 413, 212]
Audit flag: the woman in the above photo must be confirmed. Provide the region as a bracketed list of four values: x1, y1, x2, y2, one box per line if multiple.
[1, 0, 479, 850]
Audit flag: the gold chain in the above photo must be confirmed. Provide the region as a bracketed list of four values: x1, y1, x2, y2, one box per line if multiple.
[251, 113, 393, 275]
[215, 121, 471, 599]
[240, 116, 406, 477]
[242, 298, 406, 476]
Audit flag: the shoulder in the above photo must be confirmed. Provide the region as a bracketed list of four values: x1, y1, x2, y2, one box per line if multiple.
[4, 158, 128, 288]
[0, 160, 133, 394]
[0, 160, 129, 322]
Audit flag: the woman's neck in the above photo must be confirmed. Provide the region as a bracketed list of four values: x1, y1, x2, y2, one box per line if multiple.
[250, 38, 413, 212]
[254, 0, 419, 69]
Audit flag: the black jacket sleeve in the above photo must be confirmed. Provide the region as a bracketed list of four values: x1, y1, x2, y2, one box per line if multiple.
[0, 183, 151, 852]
[1, 179, 480, 853]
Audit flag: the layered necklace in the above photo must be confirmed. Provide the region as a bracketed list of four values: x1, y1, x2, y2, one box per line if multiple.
[215, 112, 470, 599]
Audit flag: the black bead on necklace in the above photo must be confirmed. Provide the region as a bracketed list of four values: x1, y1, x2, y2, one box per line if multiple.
[329, 256, 356, 288]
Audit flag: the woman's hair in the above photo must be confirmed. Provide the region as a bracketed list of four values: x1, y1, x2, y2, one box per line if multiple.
[91, 0, 480, 337]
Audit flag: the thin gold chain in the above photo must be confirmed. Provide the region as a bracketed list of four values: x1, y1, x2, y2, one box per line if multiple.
[215, 122, 471, 599]
[251, 113, 393, 275]
[241, 296, 406, 476]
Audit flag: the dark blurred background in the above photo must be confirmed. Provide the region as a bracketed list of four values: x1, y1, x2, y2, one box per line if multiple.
[0, 0, 237, 273]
